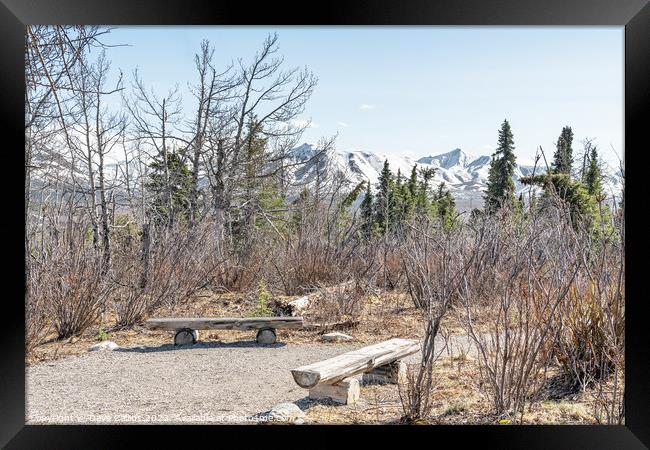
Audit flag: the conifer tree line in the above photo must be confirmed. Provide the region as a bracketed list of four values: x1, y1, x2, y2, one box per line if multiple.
[482, 119, 616, 237]
[24, 27, 619, 278]
[24, 25, 619, 272]
[359, 161, 456, 236]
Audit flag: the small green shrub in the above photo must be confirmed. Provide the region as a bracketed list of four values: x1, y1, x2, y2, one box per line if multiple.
[252, 279, 273, 317]
[96, 326, 110, 341]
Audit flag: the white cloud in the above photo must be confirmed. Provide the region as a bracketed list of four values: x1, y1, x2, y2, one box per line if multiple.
[359, 104, 375, 110]
[337, 121, 349, 128]
[289, 119, 319, 129]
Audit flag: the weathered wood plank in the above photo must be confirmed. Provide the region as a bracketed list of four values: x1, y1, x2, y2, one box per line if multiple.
[309, 377, 360, 405]
[144, 317, 304, 331]
[278, 281, 355, 316]
[291, 338, 419, 389]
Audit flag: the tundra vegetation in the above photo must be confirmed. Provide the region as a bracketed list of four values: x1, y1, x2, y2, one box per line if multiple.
[25, 27, 624, 424]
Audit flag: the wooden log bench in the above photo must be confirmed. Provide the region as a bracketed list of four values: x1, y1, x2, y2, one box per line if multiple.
[290, 338, 419, 405]
[144, 317, 304, 345]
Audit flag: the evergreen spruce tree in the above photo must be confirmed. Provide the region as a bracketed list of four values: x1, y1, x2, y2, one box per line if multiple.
[435, 182, 456, 229]
[484, 119, 517, 213]
[408, 165, 418, 198]
[415, 167, 436, 216]
[393, 169, 404, 225]
[582, 145, 614, 240]
[392, 168, 416, 227]
[399, 177, 415, 224]
[520, 173, 597, 230]
[585, 145, 603, 200]
[375, 159, 395, 233]
[515, 192, 525, 220]
[552, 126, 574, 175]
[233, 116, 286, 252]
[146, 148, 193, 226]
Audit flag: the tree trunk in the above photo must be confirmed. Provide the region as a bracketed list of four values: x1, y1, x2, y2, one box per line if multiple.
[213, 139, 228, 258]
[140, 222, 151, 288]
[97, 156, 111, 270]
[189, 133, 202, 227]
[214, 195, 227, 259]
[96, 96, 111, 271]
[161, 98, 174, 229]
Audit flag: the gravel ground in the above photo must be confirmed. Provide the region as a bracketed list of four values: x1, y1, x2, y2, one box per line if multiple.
[26, 335, 472, 424]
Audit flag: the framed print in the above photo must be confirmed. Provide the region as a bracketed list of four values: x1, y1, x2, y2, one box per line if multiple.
[1, 0, 648, 447]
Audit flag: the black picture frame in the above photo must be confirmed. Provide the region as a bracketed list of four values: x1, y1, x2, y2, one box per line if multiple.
[1, 0, 648, 447]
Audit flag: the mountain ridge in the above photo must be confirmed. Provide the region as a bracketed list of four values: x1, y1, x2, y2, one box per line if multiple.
[287, 143, 623, 211]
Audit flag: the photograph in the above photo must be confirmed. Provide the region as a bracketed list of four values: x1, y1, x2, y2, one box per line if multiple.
[22, 24, 627, 427]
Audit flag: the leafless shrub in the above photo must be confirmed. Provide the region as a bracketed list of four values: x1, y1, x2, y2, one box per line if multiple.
[26, 269, 50, 352]
[24, 30, 625, 428]
[210, 229, 277, 293]
[398, 362, 435, 423]
[459, 203, 582, 420]
[273, 236, 340, 295]
[45, 248, 114, 339]
[398, 218, 470, 421]
[271, 175, 365, 295]
[380, 248, 407, 292]
[111, 221, 224, 327]
[305, 281, 365, 326]
[211, 259, 261, 293]
[552, 197, 624, 423]
[592, 369, 624, 425]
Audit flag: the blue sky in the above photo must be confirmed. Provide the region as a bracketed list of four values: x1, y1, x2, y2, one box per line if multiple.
[101, 26, 623, 166]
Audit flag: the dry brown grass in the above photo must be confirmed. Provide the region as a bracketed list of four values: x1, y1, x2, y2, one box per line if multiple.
[301, 355, 599, 425]
[26, 289, 609, 425]
[27, 290, 420, 364]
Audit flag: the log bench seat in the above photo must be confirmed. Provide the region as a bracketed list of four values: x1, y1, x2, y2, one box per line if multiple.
[290, 338, 419, 404]
[144, 317, 304, 345]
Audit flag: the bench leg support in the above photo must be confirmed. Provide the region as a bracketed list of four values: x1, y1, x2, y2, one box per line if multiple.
[309, 377, 360, 405]
[174, 328, 199, 345]
[362, 361, 406, 385]
[256, 327, 277, 344]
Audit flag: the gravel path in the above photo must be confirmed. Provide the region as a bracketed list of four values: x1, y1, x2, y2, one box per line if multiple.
[27, 336, 473, 424]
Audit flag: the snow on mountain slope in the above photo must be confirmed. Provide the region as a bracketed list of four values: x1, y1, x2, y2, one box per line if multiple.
[286, 144, 623, 211]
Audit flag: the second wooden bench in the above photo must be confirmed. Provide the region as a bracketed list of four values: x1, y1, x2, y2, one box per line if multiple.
[144, 316, 304, 345]
[290, 338, 419, 404]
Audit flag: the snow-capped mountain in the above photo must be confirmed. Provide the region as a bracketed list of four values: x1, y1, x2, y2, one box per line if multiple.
[286, 144, 623, 211]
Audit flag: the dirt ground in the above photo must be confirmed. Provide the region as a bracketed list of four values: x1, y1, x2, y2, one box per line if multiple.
[27, 291, 432, 365]
[26, 291, 602, 425]
[27, 341, 393, 424]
